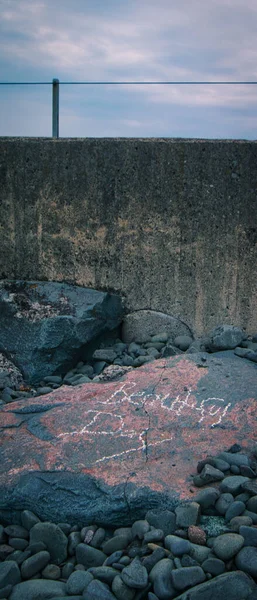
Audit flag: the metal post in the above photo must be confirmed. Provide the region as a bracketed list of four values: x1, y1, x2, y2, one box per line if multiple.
[52, 78, 59, 138]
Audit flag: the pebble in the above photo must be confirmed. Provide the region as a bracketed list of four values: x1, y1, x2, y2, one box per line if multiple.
[239, 524, 257, 546]
[235, 546, 257, 578]
[0, 560, 21, 587]
[164, 535, 191, 556]
[212, 533, 244, 560]
[219, 476, 250, 495]
[188, 526, 207, 545]
[20, 550, 50, 579]
[172, 566, 206, 591]
[75, 544, 106, 568]
[66, 569, 94, 594]
[29, 522, 68, 565]
[149, 558, 175, 599]
[112, 574, 135, 600]
[201, 557, 225, 575]
[2, 447, 257, 599]
[121, 556, 148, 589]
[145, 509, 176, 536]
[175, 502, 201, 527]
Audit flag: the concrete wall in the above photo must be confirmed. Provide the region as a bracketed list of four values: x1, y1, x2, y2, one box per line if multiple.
[0, 137, 257, 336]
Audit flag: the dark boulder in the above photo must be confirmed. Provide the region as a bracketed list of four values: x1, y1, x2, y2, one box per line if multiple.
[0, 280, 124, 384]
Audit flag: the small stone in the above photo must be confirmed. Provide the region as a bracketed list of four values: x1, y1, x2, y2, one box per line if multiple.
[165, 535, 191, 556]
[0, 545, 15, 560]
[142, 547, 166, 573]
[41, 563, 61, 579]
[219, 476, 250, 495]
[9, 538, 28, 551]
[76, 543, 106, 568]
[174, 335, 193, 351]
[175, 502, 201, 527]
[61, 562, 74, 579]
[93, 349, 117, 363]
[4, 525, 28, 539]
[143, 529, 164, 544]
[213, 533, 244, 560]
[80, 578, 116, 600]
[7, 579, 66, 600]
[188, 526, 206, 546]
[121, 556, 148, 589]
[91, 527, 106, 549]
[149, 558, 175, 600]
[88, 566, 119, 585]
[208, 325, 244, 351]
[66, 570, 94, 594]
[218, 452, 249, 468]
[239, 525, 257, 546]
[197, 457, 230, 473]
[189, 543, 211, 564]
[112, 574, 135, 600]
[102, 535, 130, 555]
[29, 522, 68, 565]
[215, 493, 234, 515]
[28, 542, 47, 554]
[241, 479, 257, 495]
[21, 511, 40, 531]
[68, 531, 81, 556]
[131, 520, 150, 540]
[247, 495, 257, 513]
[36, 386, 53, 395]
[230, 516, 253, 532]
[0, 560, 21, 587]
[197, 464, 224, 484]
[145, 509, 176, 536]
[151, 332, 169, 343]
[21, 550, 50, 579]
[225, 501, 245, 522]
[172, 566, 205, 591]
[202, 557, 225, 575]
[243, 510, 257, 524]
[235, 545, 257, 578]
[193, 488, 220, 509]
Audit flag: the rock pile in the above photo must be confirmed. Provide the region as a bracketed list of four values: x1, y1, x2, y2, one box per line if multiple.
[1, 446, 257, 599]
[1, 321, 256, 406]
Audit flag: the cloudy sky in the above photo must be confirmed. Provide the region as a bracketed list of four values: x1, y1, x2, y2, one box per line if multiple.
[0, 0, 257, 138]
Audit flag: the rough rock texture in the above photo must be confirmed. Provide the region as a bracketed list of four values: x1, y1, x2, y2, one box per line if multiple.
[122, 310, 192, 343]
[0, 352, 256, 527]
[0, 281, 124, 384]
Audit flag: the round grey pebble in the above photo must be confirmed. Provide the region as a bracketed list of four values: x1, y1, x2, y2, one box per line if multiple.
[193, 487, 220, 510]
[8, 538, 28, 551]
[235, 545, 257, 578]
[225, 500, 245, 521]
[21, 550, 50, 579]
[131, 520, 150, 540]
[29, 522, 68, 565]
[121, 556, 148, 589]
[83, 579, 116, 599]
[0, 560, 21, 587]
[41, 563, 61, 580]
[171, 566, 206, 591]
[145, 509, 176, 537]
[175, 502, 201, 527]
[229, 516, 253, 532]
[76, 543, 106, 568]
[102, 535, 130, 555]
[66, 570, 94, 594]
[21, 510, 40, 531]
[149, 558, 175, 600]
[212, 533, 244, 560]
[215, 493, 234, 515]
[165, 535, 191, 556]
[202, 557, 225, 575]
[112, 574, 135, 600]
[219, 476, 250, 495]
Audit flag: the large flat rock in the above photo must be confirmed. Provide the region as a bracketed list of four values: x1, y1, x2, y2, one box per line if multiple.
[1, 352, 256, 527]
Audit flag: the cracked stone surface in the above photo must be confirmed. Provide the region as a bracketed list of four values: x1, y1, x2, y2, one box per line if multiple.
[0, 352, 256, 527]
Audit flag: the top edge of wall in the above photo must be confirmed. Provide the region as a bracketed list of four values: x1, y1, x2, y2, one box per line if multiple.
[0, 137, 257, 144]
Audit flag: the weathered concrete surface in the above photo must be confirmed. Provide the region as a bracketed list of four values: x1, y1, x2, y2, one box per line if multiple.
[0, 352, 256, 527]
[1, 138, 257, 336]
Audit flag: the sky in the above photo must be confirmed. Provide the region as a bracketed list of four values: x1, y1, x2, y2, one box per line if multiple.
[0, 0, 257, 139]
